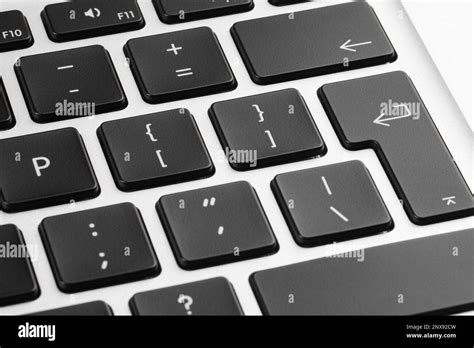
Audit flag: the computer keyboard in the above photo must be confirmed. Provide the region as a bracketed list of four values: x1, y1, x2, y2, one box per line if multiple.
[0, 0, 472, 316]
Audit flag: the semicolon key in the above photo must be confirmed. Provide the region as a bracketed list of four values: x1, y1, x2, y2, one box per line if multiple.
[318, 71, 473, 225]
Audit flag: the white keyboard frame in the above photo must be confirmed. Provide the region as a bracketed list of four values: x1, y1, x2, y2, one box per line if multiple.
[0, 0, 472, 315]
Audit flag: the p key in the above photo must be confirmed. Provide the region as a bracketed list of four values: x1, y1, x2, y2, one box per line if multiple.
[15, 45, 127, 123]
[318, 71, 473, 225]
[0, 128, 100, 213]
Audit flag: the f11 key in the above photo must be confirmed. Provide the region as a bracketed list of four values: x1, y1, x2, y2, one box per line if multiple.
[42, 0, 145, 42]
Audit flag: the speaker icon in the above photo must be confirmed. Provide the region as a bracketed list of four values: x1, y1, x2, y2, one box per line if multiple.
[84, 8, 101, 18]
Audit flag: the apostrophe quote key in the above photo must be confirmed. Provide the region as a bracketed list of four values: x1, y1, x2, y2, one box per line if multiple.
[130, 278, 243, 315]
[0, 10, 34, 52]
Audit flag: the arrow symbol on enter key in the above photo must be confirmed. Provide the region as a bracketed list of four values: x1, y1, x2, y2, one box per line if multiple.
[340, 39, 373, 52]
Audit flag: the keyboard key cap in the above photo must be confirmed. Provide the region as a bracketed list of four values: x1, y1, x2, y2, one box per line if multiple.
[97, 109, 214, 192]
[30, 301, 114, 315]
[272, 161, 393, 247]
[42, 0, 145, 42]
[209, 88, 326, 171]
[157, 181, 278, 270]
[318, 71, 474, 225]
[153, 0, 254, 24]
[231, 2, 396, 85]
[0, 77, 15, 130]
[130, 278, 243, 315]
[15, 45, 127, 123]
[0, 128, 100, 213]
[124, 27, 236, 104]
[0, 10, 34, 52]
[39, 203, 160, 293]
[251, 229, 474, 315]
[0, 225, 40, 307]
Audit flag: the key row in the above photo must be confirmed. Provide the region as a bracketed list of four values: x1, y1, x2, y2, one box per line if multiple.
[1, 75, 472, 223]
[4, 227, 473, 315]
[3, 2, 398, 124]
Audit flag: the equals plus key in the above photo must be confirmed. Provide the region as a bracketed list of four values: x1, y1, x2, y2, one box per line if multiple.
[41, 0, 145, 42]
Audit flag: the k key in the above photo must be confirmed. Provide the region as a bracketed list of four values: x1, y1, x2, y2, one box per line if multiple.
[318, 71, 473, 225]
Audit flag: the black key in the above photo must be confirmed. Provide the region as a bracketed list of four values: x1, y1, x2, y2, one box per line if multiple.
[318, 71, 474, 225]
[30, 301, 113, 316]
[124, 27, 236, 104]
[0, 128, 100, 213]
[251, 229, 474, 315]
[0, 10, 34, 52]
[209, 88, 326, 171]
[0, 225, 40, 307]
[15, 45, 127, 123]
[231, 2, 397, 85]
[130, 278, 243, 315]
[42, 0, 145, 42]
[157, 181, 278, 270]
[153, 0, 254, 24]
[272, 161, 393, 247]
[97, 109, 214, 192]
[39, 203, 160, 293]
[0, 77, 15, 130]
